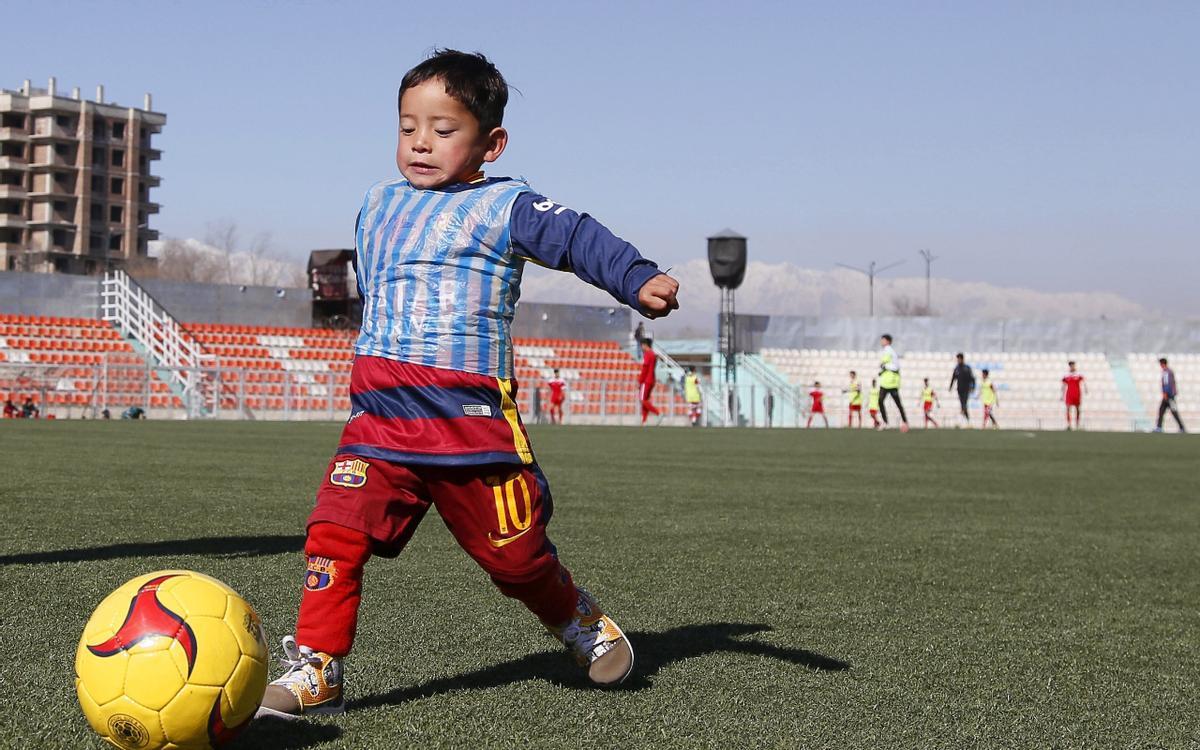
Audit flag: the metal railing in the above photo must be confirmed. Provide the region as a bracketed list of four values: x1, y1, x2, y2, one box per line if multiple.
[736, 353, 806, 423]
[649, 340, 731, 426]
[101, 269, 211, 417]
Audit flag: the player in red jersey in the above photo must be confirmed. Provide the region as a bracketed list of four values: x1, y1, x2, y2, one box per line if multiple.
[806, 382, 828, 428]
[639, 339, 661, 424]
[1061, 360, 1086, 430]
[546, 369, 566, 424]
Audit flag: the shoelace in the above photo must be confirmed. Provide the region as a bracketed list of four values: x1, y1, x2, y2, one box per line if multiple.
[275, 636, 322, 684]
[559, 619, 607, 660]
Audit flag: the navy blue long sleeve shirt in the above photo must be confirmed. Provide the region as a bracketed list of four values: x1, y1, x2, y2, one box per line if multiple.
[508, 191, 661, 314]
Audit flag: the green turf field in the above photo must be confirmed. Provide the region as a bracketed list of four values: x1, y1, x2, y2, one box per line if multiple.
[0, 422, 1196, 749]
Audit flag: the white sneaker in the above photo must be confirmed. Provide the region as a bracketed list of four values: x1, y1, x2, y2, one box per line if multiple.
[255, 636, 345, 719]
[549, 588, 634, 686]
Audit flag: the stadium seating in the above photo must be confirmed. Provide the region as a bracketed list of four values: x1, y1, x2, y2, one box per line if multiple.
[761, 348, 1134, 431]
[0, 313, 668, 421]
[183, 322, 355, 415]
[5, 312, 1181, 430]
[183, 324, 659, 420]
[514, 338, 683, 421]
[0, 313, 157, 413]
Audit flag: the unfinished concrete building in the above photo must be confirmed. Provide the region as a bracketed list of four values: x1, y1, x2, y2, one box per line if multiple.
[0, 78, 165, 274]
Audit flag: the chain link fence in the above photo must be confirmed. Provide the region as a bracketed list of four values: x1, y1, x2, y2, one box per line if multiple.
[0, 354, 1150, 430]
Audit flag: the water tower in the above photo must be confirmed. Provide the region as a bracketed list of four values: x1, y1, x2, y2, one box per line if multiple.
[707, 229, 747, 383]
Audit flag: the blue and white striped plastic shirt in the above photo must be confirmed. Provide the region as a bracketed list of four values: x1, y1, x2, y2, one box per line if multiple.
[353, 178, 530, 379]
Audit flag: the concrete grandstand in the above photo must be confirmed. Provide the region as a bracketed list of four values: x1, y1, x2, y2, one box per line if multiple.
[0, 269, 1192, 431]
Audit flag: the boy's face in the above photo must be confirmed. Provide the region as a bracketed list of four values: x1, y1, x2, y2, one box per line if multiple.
[397, 79, 507, 189]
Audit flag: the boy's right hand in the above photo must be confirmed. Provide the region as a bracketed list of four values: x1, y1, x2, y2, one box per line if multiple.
[638, 274, 680, 319]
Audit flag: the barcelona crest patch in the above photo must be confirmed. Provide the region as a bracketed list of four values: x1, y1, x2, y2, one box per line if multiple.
[305, 556, 337, 591]
[330, 458, 369, 488]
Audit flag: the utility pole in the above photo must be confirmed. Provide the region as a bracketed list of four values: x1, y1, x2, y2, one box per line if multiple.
[836, 259, 904, 317]
[918, 249, 939, 312]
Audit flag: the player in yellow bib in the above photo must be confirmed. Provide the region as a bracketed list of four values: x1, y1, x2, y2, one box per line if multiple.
[683, 366, 703, 427]
[843, 370, 863, 428]
[920, 377, 940, 429]
[868, 378, 882, 429]
[979, 368, 999, 429]
[878, 334, 909, 432]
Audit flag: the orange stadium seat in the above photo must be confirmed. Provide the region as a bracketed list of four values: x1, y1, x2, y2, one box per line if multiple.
[2, 317, 648, 421]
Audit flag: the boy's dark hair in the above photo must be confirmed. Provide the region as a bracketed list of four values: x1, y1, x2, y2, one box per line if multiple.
[399, 49, 509, 131]
[642, 338, 653, 347]
[1068, 360, 1075, 366]
[1159, 357, 1169, 365]
[881, 334, 893, 343]
[956, 352, 964, 359]
[982, 369, 990, 375]
[849, 370, 856, 376]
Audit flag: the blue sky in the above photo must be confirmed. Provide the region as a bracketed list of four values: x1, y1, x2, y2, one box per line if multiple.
[4, 1, 1197, 313]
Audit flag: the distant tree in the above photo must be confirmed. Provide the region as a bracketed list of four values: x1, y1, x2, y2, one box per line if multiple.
[154, 237, 222, 283]
[890, 295, 933, 317]
[123, 253, 159, 279]
[203, 220, 296, 287]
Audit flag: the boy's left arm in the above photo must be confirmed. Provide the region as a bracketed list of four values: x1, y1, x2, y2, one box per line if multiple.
[510, 193, 678, 318]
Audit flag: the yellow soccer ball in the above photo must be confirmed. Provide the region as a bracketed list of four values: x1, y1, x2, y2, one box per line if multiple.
[75, 570, 269, 749]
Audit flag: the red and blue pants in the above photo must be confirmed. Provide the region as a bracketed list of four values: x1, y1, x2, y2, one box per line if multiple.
[294, 356, 577, 656]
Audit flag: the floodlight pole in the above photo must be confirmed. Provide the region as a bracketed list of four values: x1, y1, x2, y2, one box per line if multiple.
[919, 249, 938, 311]
[836, 259, 904, 317]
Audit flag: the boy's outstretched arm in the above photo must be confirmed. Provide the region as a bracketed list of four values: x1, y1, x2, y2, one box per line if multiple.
[510, 192, 679, 318]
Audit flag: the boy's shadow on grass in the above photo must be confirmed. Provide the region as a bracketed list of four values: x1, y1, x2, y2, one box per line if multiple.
[0, 535, 303, 565]
[233, 716, 341, 749]
[353, 622, 848, 711]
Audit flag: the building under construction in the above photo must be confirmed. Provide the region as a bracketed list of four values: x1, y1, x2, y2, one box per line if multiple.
[0, 78, 164, 274]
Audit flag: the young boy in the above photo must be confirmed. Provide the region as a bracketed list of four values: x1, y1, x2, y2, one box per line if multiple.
[546, 368, 566, 424]
[1061, 360, 1085, 430]
[683, 366, 703, 427]
[868, 378, 882, 429]
[806, 382, 828, 428]
[921, 377, 940, 428]
[843, 370, 863, 428]
[258, 50, 680, 719]
[980, 369, 999, 429]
